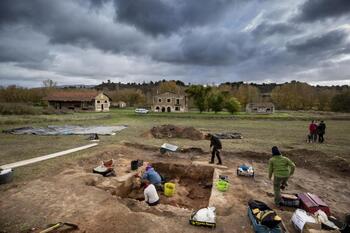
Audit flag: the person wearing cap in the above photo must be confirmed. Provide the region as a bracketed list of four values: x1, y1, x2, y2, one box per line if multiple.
[142, 165, 162, 190]
[207, 133, 223, 165]
[143, 179, 160, 206]
[268, 146, 296, 206]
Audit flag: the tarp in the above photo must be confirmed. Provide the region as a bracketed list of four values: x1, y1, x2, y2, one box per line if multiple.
[3, 125, 127, 136]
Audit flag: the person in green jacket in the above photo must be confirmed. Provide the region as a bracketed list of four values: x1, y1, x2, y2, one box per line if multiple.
[268, 146, 296, 205]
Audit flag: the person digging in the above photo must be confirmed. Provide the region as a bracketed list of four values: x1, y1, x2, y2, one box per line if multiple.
[143, 179, 160, 206]
[207, 133, 223, 165]
[268, 146, 295, 206]
[142, 165, 163, 191]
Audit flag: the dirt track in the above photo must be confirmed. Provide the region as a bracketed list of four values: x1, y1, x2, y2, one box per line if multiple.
[0, 144, 349, 233]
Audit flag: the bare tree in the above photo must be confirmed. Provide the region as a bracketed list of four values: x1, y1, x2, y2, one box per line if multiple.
[42, 79, 57, 88]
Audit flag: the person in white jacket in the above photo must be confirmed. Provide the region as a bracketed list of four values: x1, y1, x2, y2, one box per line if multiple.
[143, 180, 160, 206]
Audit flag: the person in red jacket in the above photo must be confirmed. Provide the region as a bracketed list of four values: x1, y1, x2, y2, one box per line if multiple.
[308, 120, 318, 143]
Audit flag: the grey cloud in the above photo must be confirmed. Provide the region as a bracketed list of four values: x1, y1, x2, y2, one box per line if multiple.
[252, 22, 300, 37]
[0, 1, 148, 56]
[286, 29, 349, 56]
[114, 0, 236, 36]
[0, 26, 53, 67]
[295, 0, 350, 22]
[152, 29, 257, 65]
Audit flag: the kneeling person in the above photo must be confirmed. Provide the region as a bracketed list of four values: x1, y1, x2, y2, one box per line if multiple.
[144, 180, 160, 206]
[142, 165, 163, 190]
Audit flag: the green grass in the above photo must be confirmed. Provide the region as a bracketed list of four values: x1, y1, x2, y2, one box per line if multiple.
[1, 108, 350, 183]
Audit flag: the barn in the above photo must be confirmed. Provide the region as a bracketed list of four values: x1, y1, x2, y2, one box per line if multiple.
[246, 102, 275, 114]
[44, 91, 111, 112]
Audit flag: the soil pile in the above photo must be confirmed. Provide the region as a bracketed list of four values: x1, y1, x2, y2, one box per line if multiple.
[229, 149, 350, 177]
[146, 124, 204, 140]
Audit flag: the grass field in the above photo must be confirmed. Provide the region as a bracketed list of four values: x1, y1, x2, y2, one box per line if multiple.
[1, 109, 350, 183]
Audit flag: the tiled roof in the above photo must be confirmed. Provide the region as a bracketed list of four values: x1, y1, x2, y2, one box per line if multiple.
[43, 91, 100, 101]
[247, 102, 275, 107]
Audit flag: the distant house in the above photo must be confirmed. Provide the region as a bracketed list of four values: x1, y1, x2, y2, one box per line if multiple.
[152, 92, 188, 112]
[44, 91, 111, 112]
[246, 102, 275, 114]
[111, 101, 126, 108]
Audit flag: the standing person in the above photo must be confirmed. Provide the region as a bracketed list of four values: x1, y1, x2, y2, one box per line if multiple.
[268, 146, 296, 206]
[143, 180, 160, 206]
[309, 120, 318, 143]
[207, 133, 222, 165]
[317, 120, 326, 143]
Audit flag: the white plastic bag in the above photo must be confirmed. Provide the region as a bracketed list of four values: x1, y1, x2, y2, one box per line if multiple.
[314, 210, 339, 230]
[291, 209, 317, 232]
[192, 207, 216, 223]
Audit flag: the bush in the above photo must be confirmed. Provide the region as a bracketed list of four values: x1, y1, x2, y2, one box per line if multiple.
[225, 97, 241, 114]
[0, 103, 42, 115]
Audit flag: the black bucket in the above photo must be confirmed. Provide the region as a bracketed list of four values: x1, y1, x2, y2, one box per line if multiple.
[131, 160, 139, 170]
[0, 168, 13, 185]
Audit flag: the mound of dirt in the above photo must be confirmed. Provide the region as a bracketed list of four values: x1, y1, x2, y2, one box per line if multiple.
[228, 149, 350, 177]
[146, 124, 204, 140]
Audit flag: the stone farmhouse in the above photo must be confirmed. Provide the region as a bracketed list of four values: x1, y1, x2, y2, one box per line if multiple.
[246, 102, 275, 114]
[44, 91, 111, 112]
[152, 92, 188, 112]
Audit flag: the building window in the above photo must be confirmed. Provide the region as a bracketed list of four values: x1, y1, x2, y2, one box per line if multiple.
[175, 106, 180, 111]
[104, 100, 107, 103]
[167, 98, 171, 103]
[97, 100, 100, 103]
[158, 98, 162, 103]
[176, 99, 180, 105]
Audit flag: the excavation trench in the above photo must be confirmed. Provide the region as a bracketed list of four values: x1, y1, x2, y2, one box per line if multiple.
[117, 163, 214, 210]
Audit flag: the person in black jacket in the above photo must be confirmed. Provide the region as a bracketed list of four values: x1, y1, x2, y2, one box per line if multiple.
[317, 120, 326, 143]
[207, 134, 222, 165]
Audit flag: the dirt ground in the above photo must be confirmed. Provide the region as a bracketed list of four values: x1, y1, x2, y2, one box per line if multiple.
[0, 143, 349, 233]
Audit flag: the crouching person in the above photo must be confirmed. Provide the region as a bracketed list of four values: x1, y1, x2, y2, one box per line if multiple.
[143, 179, 160, 206]
[268, 146, 296, 206]
[142, 165, 163, 191]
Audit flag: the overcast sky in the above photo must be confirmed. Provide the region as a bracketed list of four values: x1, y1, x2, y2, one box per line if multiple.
[1, 0, 350, 87]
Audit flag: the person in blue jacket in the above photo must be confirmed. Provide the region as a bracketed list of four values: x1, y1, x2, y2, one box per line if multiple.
[142, 165, 162, 190]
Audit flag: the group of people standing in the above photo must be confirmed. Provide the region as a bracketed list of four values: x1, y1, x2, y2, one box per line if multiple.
[308, 120, 326, 143]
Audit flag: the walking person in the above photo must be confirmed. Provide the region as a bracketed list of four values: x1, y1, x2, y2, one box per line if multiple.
[268, 146, 296, 206]
[207, 133, 222, 165]
[317, 120, 326, 143]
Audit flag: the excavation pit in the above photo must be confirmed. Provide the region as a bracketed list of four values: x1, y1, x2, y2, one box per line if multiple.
[118, 162, 214, 210]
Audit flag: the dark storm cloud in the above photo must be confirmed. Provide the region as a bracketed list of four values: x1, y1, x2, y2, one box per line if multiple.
[0, 0, 146, 55]
[153, 29, 257, 65]
[286, 29, 349, 56]
[114, 0, 236, 35]
[0, 0, 349, 86]
[252, 22, 300, 37]
[295, 0, 350, 22]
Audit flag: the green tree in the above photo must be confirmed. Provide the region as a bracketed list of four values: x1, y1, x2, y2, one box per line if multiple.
[331, 91, 350, 112]
[225, 97, 241, 114]
[208, 90, 225, 113]
[185, 85, 212, 113]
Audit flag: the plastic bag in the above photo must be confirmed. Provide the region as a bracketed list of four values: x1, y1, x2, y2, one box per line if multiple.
[192, 207, 216, 223]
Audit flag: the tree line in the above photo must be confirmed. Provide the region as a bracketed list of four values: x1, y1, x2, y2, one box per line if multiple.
[0, 80, 349, 113]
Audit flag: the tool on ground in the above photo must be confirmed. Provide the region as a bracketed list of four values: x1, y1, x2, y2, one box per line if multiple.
[39, 222, 78, 233]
